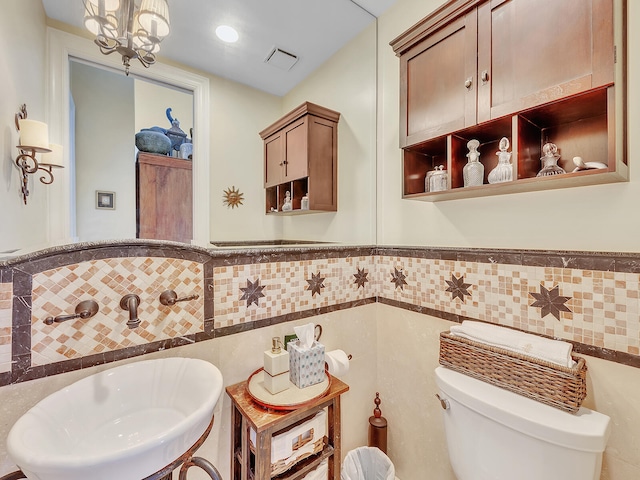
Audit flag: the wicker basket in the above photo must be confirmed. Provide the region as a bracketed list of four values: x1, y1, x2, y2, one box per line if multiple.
[439, 331, 587, 413]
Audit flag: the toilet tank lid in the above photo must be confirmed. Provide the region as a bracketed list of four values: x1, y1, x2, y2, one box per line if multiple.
[435, 367, 611, 453]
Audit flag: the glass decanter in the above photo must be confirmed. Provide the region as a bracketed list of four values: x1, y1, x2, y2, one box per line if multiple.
[429, 165, 448, 192]
[488, 137, 513, 184]
[537, 142, 566, 177]
[463, 139, 484, 187]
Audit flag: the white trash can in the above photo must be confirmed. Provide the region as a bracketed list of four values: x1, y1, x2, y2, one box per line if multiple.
[342, 446, 395, 480]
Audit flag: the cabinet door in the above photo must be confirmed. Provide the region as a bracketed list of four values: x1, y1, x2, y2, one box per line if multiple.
[137, 154, 192, 243]
[264, 131, 285, 187]
[400, 10, 478, 147]
[477, 0, 614, 122]
[284, 117, 308, 181]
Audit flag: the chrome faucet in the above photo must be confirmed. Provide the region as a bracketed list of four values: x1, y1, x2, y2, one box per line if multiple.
[119, 294, 141, 329]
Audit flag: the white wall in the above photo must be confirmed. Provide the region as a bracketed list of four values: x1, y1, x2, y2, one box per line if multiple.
[282, 23, 378, 244]
[71, 61, 136, 241]
[0, 0, 48, 253]
[377, 0, 640, 253]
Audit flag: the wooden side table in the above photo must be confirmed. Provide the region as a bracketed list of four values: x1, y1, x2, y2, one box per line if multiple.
[226, 377, 349, 480]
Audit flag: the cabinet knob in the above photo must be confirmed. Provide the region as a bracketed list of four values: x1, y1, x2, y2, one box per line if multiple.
[464, 77, 473, 89]
[481, 70, 489, 83]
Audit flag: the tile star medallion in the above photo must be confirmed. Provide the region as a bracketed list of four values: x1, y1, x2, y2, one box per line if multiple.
[240, 278, 265, 307]
[391, 267, 408, 290]
[529, 284, 572, 320]
[306, 272, 326, 297]
[353, 268, 368, 288]
[445, 274, 472, 302]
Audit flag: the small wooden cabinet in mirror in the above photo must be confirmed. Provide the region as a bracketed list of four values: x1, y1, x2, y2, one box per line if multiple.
[260, 102, 340, 214]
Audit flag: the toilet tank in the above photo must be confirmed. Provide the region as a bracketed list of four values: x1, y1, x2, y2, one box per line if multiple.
[435, 367, 610, 480]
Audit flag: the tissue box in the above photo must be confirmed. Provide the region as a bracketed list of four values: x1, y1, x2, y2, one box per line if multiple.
[288, 340, 325, 388]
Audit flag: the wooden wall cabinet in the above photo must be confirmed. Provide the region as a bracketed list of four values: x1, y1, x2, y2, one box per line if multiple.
[390, 0, 627, 201]
[136, 152, 192, 242]
[260, 102, 340, 214]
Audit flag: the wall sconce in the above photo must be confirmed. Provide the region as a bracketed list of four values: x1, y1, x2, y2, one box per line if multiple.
[14, 104, 64, 205]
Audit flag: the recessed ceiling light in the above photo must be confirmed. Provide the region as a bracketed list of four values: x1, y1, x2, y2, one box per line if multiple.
[216, 25, 239, 43]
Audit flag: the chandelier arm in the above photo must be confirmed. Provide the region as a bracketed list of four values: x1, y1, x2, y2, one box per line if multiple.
[98, 45, 119, 56]
[137, 54, 152, 69]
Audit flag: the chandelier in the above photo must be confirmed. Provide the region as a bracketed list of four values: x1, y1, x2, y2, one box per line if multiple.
[83, 0, 170, 75]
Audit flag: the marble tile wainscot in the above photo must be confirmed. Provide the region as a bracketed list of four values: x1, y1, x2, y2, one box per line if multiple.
[0, 241, 376, 387]
[2, 241, 640, 388]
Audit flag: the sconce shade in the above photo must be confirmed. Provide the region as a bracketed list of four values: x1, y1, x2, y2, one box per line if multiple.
[18, 119, 50, 152]
[40, 144, 65, 168]
[138, 0, 170, 39]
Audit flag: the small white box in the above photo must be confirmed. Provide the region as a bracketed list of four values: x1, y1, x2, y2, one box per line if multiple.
[264, 370, 290, 395]
[264, 349, 290, 376]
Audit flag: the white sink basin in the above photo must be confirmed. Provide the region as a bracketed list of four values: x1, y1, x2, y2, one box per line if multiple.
[7, 357, 223, 480]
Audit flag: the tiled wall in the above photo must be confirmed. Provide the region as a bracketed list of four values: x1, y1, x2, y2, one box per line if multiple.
[30, 257, 204, 365]
[376, 255, 639, 356]
[213, 255, 375, 328]
[1, 242, 640, 386]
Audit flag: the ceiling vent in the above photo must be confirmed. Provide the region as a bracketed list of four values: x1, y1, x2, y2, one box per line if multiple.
[265, 47, 299, 71]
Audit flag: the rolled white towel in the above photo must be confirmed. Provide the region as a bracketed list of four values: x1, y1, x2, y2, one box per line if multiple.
[449, 320, 576, 368]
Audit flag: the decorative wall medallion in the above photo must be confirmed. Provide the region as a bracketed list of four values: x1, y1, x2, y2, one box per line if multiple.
[391, 267, 408, 290]
[306, 272, 326, 297]
[223, 186, 244, 209]
[529, 284, 571, 320]
[353, 267, 368, 288]
[240, 278, 265, 307]
[445, 274, 472, 302]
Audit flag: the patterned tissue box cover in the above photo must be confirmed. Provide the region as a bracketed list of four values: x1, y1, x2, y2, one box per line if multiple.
[288, 340, 325, 388]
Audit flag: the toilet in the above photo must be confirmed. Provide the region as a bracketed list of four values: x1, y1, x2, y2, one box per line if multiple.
[435, 366, 611, 480]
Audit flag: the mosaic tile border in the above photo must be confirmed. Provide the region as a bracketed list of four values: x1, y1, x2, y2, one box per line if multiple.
[2, 242, 640, 387]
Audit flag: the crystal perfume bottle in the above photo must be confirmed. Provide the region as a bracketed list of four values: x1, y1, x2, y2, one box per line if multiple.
[488, 137, 513, 184]
[428, 165, 448, 192]
[281, 191, 293, 211]
[463, 139, 484, 187]
[537, 142, 566, 177]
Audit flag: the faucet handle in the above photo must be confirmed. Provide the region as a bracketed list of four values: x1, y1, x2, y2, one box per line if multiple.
[159, 290, 199, 306]
[44, 299, 99, 325]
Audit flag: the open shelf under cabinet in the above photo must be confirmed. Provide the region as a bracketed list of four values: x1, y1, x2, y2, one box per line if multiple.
[402, 86, 626, 202]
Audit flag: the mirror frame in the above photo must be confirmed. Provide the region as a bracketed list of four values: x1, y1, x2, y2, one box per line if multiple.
[46, 27, 211, 247]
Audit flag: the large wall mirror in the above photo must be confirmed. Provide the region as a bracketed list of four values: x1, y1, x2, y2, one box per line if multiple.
[4, 2, 378, 255]
[70, 59, 194, 243]
[46, 27, 211, 248]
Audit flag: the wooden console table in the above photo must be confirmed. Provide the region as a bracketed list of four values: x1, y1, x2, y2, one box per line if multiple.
[226, 377, 349, 480]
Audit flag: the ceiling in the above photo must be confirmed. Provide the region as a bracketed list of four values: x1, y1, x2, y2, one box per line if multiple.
[42, 0, 397, 96]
